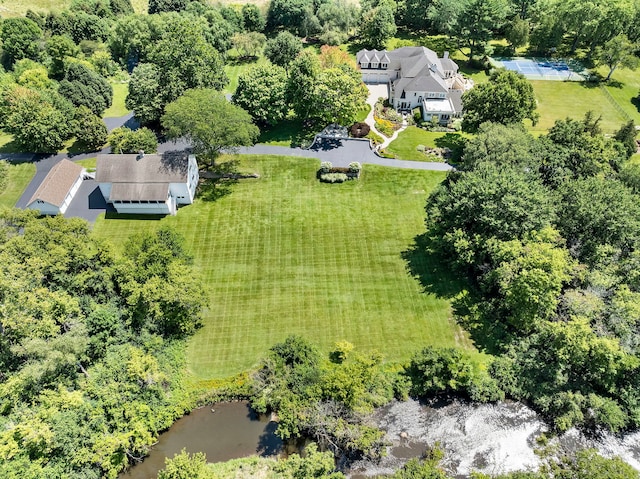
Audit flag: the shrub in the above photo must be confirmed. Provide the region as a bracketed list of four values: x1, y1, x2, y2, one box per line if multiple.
[320, 172, 348, 183]
[320, 161, 332, 173]
[412, 107, 422, 124]
[416, 144, 426, 152]
[350, 122, 370, 138]
[366, 130, 384, 145]
[375, 118, 395, 137]
[348, 162, 361, 172]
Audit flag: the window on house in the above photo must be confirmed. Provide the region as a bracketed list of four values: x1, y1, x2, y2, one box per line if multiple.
[400, 90, 406, 98]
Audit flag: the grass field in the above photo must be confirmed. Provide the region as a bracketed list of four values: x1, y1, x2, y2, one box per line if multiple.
[598, 67, 640, 126]
[0, 162, 36, 208]
[103, 82, 129, 118]
[529, 81, 629, 134]
[386, 127, 467, 161]
[93, 155, 473, 378]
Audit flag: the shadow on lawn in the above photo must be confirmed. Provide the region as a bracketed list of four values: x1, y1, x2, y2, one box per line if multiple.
[434, 133, 466, 162]
[197, 160, 240, 202]
[402, 232, 507, 354]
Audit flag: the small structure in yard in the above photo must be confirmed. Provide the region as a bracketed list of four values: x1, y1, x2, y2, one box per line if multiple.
[96, 151, 198, 215]
[27, 159, 84, 215]
[318, 161, 361, 183]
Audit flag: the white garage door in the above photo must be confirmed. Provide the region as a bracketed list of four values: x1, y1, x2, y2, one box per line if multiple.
[362, 72, 388, 84]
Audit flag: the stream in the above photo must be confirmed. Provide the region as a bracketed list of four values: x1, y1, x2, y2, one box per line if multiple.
[120, 399, 640, 479]
[349, 398, 640, 478]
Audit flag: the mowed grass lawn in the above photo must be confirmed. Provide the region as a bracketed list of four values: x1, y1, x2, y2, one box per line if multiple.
[0, 162, 36, 208]
[93, 155, 473, 378]
[386, 127, 468, 161]
[530, 80, 629, 134]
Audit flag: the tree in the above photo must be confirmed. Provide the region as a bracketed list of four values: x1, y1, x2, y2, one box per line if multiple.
[58, 62, 112, 115]
[286, 50, 321, 120]
[107, 126, 158, 153]
[454, 0, 509, 58]
[427, 164, 556, 264]
[266, 0, 316, 36]
[0, 86, 74, 152]
[461, 122, 535, 170]
[125, 63, 163, 126]
[505, 17, 529, 52]
[595, 34, 639, 81]
[242, 3, 266, 31]
[264, 31, 303, 70]
[427, 0, 465, 36]
[231, 31, 266, 59]
[317, 0, 359, 44]
[233, 64, 289, 126]
[158, 450, 210, 479]
[161, 89, 259, 166]
[308, 66, 369, 125]
[1, 17, 43, 66]
[462, 69, 538, 132]
[145, 17, 228, 119]
[557, 178, 640, 263]
[74, 105, 107, 151]
[358, 1, 397, 50]
[45, 35, 79, 78]
[148, 0, 187, 14]
[614, 119, 638, 158]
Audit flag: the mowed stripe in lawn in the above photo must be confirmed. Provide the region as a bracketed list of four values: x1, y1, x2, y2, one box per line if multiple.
[93, 155, 472, 378]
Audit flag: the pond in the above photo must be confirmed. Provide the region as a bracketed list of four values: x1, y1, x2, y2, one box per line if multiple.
[119, 401, 283, 479]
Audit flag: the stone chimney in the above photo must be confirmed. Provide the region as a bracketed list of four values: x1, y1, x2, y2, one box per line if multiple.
[443, 51, 449, 59]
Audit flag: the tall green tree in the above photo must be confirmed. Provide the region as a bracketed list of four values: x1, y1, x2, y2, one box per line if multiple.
[74, 105, 107, 151]
[125, 63, 163, 126]
[264, 31, 303, 70]
[454, 0, 509, 58]
[358, 0, 397, 50]
[241, 3, 266, 31]
[162, 88, 259, 166]
[462, 69, 538, 131]
[595, 33, 639, 81]
[233, 64, 289, 126]
[1, 17, 43, 67]
[58, 62, 112, 115]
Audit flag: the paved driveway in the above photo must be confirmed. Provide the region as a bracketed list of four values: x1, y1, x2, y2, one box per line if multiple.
[64, 179, 114, 222]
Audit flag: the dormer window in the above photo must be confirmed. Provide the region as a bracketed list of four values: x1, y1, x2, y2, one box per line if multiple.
[371, 62, 379, 68]
[381, 63, 387, 68]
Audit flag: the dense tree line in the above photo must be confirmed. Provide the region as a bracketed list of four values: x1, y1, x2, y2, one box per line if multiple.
[0, 211, 206, 478]
[420, 112, 640, 432]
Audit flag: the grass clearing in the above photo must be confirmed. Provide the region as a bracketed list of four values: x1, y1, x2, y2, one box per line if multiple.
[530, 81, 629, 134]
[224, 56, 268, 95]
[103, 82, 129, 118]
[386, 127, 467, 161]
[93, 155, 473, 379]
[0, 162, 36, 208]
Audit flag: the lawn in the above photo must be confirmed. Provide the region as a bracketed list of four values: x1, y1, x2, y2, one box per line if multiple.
[224, 56, 267, 95]
[529, 81, 629, 134]
[386, 127, 467, 161]
[93, 155, 474, 379]
[0, 162, 36, 208]
[103, 82, 129, 118]
[598, 67, 640, 126]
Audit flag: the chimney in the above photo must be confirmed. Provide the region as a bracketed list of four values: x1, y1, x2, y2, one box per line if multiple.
[137, 150, 144, 160]
[443, 51, 449, 59]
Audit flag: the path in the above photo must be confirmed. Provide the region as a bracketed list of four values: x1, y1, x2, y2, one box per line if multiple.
[363, 84, 409, 150]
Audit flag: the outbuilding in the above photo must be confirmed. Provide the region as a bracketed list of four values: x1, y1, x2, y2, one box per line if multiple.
[26, 159, 84, 215]
[95, 151, 198, 215]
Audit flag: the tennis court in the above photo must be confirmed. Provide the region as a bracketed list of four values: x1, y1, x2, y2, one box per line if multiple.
[491, 57, 588, 81]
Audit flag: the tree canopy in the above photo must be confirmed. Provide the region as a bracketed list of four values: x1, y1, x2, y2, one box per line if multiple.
[462, 69, 538, 131]
[162, 88, 259, 165]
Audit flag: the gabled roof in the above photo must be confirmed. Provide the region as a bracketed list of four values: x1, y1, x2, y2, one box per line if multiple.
[394, 66, 448, 93]
[28, 159, 83, 207]
[356, 49, 391, 64]
[95, 152, 190, 184]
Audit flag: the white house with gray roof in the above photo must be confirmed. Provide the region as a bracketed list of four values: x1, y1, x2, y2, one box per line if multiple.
[96, 152, 198, 215]
[356, 46, 474, 124]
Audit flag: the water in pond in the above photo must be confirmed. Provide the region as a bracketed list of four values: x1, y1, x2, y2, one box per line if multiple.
[119, 401, 283, 479]
[349, 398, 640, 478]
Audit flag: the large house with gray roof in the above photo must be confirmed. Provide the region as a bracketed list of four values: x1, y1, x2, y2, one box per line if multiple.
[356, 46, 474, 124]
[96, 151, 198, 215]
[27, 159, 84, 215]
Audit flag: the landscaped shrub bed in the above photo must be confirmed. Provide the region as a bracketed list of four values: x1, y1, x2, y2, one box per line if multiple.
[318, 161, 361, 183]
